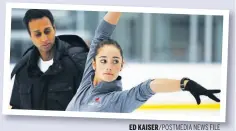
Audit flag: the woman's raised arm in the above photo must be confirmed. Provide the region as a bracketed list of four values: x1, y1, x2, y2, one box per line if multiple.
[79, 12, 122, 85]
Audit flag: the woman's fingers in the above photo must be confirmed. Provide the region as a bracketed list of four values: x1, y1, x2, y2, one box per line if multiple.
[207, 93, 220, 102]
[191, 91, 201, 105]
[208, 89, 221, 94]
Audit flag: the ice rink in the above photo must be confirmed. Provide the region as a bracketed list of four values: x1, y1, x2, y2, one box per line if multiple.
[4, 63, 224, 122]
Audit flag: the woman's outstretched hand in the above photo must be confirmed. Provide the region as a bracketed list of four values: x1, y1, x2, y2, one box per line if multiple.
[184, 79, 221, 105]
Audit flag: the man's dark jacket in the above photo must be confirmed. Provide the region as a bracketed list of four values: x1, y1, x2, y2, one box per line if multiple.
[10, 35, 89, 111]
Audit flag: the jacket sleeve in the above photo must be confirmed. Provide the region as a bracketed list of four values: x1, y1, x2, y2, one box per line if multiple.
[80, 20, 116, 82]
[110, 79, 155, 113]
[69, 52, 88, 93]
[65, 20, 117, 111]
[10, 76, 21, 109]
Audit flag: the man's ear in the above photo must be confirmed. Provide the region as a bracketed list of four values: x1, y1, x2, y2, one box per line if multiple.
[92, 59, 96, 70]
[53, 24, 56, 32]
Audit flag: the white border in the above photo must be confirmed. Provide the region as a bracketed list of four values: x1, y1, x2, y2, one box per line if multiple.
[2, 2, 229, 123]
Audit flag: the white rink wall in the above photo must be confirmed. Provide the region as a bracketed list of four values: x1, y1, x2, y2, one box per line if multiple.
[9, 63, 223, 105]
[118, 63, 222, 104]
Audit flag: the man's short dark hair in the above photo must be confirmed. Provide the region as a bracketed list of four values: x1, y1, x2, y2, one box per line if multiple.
[23, 9, 55, 35]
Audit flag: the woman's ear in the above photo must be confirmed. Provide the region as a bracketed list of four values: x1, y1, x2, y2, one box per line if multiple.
[92, 59, 96, 70]
[120, 60, 125, 71]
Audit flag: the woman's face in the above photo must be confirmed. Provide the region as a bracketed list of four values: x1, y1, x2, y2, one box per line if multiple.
[93, 45, 123, 82]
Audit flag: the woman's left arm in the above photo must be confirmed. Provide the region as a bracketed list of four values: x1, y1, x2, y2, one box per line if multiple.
[150, 78, 221, 104]
[110, 78, 220, 113]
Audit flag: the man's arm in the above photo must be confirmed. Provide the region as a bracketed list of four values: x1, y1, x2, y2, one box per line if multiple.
[10, 77, 21, 109]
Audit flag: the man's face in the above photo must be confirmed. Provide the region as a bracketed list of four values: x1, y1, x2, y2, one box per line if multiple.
[28, 16, 56, 53]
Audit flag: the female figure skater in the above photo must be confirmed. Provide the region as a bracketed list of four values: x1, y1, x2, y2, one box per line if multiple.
[66, 12, 220, 113]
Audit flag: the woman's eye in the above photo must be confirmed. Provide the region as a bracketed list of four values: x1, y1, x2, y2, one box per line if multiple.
[100, 59, 107, 63]
[113, 60, 119, 64]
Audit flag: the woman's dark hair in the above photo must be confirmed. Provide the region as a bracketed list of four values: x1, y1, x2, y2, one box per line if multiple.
[23, 9, 55, 35]
[94, 39, 123, 61]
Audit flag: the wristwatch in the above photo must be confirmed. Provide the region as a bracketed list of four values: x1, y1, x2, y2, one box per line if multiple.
[180, 77, 190, 91]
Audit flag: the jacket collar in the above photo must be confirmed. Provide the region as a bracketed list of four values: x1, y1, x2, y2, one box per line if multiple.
[27, 37, 69, 77]
[90, 71, 123, 94]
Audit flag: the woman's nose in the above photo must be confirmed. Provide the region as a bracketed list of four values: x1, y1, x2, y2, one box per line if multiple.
[106, 67, 112, 71]
[106, 64, 112, 71]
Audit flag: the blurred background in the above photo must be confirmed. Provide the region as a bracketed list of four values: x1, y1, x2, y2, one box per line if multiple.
[8, 8, 225, 114]
[10, 9, 223, 64]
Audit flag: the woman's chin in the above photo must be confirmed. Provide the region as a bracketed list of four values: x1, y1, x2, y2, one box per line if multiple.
[102, 79, 114, 82]
[102, 77, 116, 82]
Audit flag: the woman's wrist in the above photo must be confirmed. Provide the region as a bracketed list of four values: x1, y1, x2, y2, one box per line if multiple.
[184, 80, 189, 88]
[180, 77, 190, 91]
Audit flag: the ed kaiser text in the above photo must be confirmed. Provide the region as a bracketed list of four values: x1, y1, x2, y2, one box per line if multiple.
[129, 124, 220, 130]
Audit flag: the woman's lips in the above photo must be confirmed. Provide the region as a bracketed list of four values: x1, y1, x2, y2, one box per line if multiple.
[104, 73, 113, 75]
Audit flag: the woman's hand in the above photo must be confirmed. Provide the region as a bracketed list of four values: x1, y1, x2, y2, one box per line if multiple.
[104, 12, 121, 25]
[183, 79, 221, 105]
[149, 78, 221, 105]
